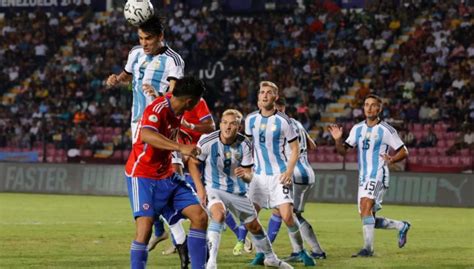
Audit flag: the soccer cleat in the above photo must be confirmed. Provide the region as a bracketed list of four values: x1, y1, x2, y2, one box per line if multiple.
[298, 250, 316, 266]
[147, 231, 169, 251]
[244, 237, 253, 253]
[162, 245, 177, 255]
[311, 251, 327, 259]
[250, 252, 265, 265]
[264, 257, 294, 268]
[351, 248, 373, 258]
[176, 238, 190, 269]
[233, 240, 244, 256]
[398, 221, 411, 248]
[283, 252, 301, 262]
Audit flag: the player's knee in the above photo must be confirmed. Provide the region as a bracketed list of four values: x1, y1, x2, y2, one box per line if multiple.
[211, 209, 225, 223]
[192, 209, 208, 228]
[245, 218, 262, 234]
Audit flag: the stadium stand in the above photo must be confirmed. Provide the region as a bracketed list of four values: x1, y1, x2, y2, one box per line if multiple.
[0, 1, 472, 172]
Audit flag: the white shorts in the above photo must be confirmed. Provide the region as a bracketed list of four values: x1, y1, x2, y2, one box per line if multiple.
[292, 183, 314, 213]
[248, 174, 293, 209]
[357, 180, 387, 213]
[206, 188, 257, 224]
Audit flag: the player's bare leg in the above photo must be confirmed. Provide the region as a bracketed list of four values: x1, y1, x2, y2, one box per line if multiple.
[352, 198, 375, 257]
[131, 216, 153, 269]
[206, 202, 226, 269]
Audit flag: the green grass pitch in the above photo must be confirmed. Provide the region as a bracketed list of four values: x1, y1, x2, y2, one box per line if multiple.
[0, 193, 473, 268]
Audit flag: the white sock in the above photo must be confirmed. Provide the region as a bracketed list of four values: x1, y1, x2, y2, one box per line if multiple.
[300, 221, 324, 253]
[362, 216, 375, 251]
[375, 217, 405, 230]
[207, 220, 223, 265]
[287, 224, 304, 253]
[170, 221, 186, 245]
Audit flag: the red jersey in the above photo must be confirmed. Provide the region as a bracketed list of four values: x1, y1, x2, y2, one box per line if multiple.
[181, 98, 212, 143]
[125, 96, 182, 180]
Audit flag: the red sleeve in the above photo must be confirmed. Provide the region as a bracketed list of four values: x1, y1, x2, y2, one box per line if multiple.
[141, 104, 162, 132]
[196, 98, 212, 122]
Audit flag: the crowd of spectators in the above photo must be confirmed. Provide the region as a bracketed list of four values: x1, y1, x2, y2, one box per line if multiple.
[0, 0, 472, 164]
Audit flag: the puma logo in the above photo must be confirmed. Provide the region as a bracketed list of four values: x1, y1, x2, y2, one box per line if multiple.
[439, 178, 468, 203]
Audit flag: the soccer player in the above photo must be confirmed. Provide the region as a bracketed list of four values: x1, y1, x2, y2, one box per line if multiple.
[125, 76, 208, 269]
[188, 109, 293, 269]
[105, 16, 191, 267]
[328, 94, 411, 257]
[274, 98, 326, 260]
[148, 96, 216, 257]
[245, 81, 315, 266]
[105, 15, 184, 143]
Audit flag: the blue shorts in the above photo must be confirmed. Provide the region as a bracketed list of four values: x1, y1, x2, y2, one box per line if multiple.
[160, 174, 197, 224]
[126, 172, 199, 220]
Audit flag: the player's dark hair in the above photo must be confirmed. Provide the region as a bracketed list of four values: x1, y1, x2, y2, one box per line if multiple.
[365, 94, 382, 104]
[139, 15, 164, 36]
[275, 97, 286, 106]
[173, 77, 206, 99]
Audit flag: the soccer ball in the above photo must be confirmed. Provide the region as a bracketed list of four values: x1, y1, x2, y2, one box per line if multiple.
[124, 0, 154, 26]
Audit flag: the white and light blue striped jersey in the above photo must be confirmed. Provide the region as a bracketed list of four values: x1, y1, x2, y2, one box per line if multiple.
[196, 131, 253, 195]
[285, 118, 315, 184]
[345, 120, 404, 187]
[124, 46, 184, 123]
[244, 110, 298, 176]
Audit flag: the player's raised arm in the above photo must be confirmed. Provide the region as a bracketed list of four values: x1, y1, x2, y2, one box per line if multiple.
[105, 71, 132, 87]
[328, 124, 349, 156]
[181, 117, 215, 134]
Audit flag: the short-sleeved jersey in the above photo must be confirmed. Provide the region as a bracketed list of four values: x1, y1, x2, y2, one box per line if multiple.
[125, 46, 184, 123]
[345, 120, 404, 186]
[196, 131, 253, 195]
[245, 110, 298, 176]
[125, 96, 182, 180]
[181, 98, 213, 144]
[285, 118, 315, 184]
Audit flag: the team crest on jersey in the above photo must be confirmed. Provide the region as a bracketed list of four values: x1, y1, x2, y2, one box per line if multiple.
[225, 151, 232, 159]
[260, 124, 266, 130]
[143, 203, 150, 210]
[232, 149, 242, 161]
[152, 60, 161, 69]
[148, 114, 158, 122]
[271, 124, 277, 131]
[365, 132, 371, 139]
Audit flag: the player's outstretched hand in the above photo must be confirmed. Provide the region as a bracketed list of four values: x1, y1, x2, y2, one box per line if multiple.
[142, 84, 158, 99]
[179, 144, 201, 158]
[106, 74, 120, 87]
[279, 171, 292, 186]
[328, 124, 343, 140]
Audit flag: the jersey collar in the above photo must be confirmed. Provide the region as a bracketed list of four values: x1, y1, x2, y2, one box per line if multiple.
[365, 118, 382, 127]
[258, 109, 277, 118]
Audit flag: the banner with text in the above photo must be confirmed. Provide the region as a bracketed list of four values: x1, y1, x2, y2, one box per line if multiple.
[0, 163, 472, 207]
[0, 0, 106, 13]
